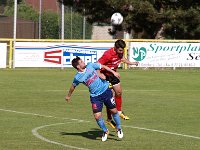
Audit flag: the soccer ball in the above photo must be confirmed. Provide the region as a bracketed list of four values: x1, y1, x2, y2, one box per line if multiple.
[111, 13, 123, 25]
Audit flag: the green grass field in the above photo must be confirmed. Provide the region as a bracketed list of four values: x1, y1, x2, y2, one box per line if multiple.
[0, 68, 200, 150]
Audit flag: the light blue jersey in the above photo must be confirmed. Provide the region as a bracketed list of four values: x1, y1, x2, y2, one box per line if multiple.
[72, 63, 109, 97]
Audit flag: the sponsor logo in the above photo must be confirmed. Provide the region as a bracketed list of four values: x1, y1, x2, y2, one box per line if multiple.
[44, 49, 62, 64]
[150, 43, 200, 53]
[132, 47, 147, 61]
[63, 48, 97, 65]
[187, 53, 200, 60]
[86, 72, 98, 86]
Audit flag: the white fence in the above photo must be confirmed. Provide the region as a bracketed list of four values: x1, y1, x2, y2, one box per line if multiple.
[0, 39, 200, 68]
[129, 42, 200, 67]
[14, 42, 113, 68]
[0, 43, 7, 68]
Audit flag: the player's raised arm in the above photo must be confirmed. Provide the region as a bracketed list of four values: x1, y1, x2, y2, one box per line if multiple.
[65, 84, 76, 102]
[121, 57, 139, 66]
[96, 70, 106, 80]
[101, 64, 120, 79]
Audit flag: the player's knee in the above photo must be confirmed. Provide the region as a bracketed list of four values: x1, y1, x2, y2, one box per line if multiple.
[115, 91, 122, 97]
[94, 112, 101, 120]
[95, 115, 101, 120]
[110, 108, 118, 114]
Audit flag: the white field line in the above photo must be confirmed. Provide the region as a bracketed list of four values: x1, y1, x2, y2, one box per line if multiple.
[122, 125, 200, 140]
[32, 123, 200, 150]
[47, 89, 162, 92]
[32, 122, 91, 150]
[0, 108, 90, 123]
[46, 89, 200, 92]
[6, 89, 161, 92]
[6, 89, 200, 92]
[1, 108, 200, 141]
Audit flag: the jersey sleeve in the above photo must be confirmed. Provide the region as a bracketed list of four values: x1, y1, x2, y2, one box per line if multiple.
[72, 77, 79, 87]
[91, 62, 101, 70]
[98, 51, 111, 64]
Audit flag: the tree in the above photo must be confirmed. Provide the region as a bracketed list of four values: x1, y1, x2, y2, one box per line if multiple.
[4, 1, 38, 21]
[0, 0, 7, 5]
[4, 0, 92, 39]
[41, 11, 59, 39]
[59, 0, 200, 39]
[64, 11, 92, 39]
[5, 0, 23, 6]
[4, 1, 60, 39]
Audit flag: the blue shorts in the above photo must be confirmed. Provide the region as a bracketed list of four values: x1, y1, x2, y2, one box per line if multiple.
[90, 88, 116, 113]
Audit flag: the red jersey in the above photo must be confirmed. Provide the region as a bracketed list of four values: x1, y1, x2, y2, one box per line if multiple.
[98, 47, 123, 74]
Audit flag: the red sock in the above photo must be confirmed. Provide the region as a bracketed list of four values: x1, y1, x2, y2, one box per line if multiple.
[115, 96, 122, 111]
[106, 107, 112, 120]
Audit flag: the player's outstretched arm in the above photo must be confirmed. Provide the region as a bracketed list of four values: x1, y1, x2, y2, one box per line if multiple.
[96, 70, 106, 80]
[101, 64, 120, 78]
[122, 58, 139, 66]
[65, 84, 75, 102]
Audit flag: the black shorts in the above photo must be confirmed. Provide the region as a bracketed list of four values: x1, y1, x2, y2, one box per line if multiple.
[105, 74, 120, 86]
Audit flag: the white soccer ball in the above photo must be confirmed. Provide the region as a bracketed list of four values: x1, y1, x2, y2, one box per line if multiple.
[111, 12, 123, 25]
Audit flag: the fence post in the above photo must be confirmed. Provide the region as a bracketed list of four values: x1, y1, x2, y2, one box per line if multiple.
[124, 40, 128, 69]
[9, 39, 13, 69]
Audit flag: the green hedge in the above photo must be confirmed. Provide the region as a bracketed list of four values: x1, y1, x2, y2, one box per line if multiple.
[4, 1, 92, 39]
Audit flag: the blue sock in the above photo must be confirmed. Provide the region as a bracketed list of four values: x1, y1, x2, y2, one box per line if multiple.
[112, 112, 121, 129]
[96, 117, 108, 132]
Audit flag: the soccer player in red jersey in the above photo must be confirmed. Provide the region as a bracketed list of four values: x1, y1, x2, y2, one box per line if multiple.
[97, 39, 138, 128]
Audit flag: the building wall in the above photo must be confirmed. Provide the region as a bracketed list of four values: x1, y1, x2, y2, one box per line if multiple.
[0, 16, 38, 39]
[91, 26, 113, 40]
[25, 0, 60, 13]
[0, 6, 4, 14]
[91, 25, 124, 40]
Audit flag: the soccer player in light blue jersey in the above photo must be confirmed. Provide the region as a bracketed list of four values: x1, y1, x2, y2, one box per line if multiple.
[65, 56, 123, 141]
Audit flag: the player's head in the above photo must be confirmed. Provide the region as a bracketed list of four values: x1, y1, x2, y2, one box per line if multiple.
[114, 39, 126, 54]
[71, 56, 86, 70]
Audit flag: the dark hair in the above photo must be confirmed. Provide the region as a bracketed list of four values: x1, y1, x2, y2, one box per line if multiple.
[115, 39, 126, 49]
[71, 56, 81, 69]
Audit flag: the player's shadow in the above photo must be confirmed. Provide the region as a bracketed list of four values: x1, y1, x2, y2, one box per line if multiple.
[60, 128, 120, 141]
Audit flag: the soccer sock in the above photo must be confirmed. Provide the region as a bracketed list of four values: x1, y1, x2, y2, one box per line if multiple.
[96, 117, 108, 132]
[106, 107, 112, 120]
[112, 112, 121, 129]
[115, 96, 122, 111]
